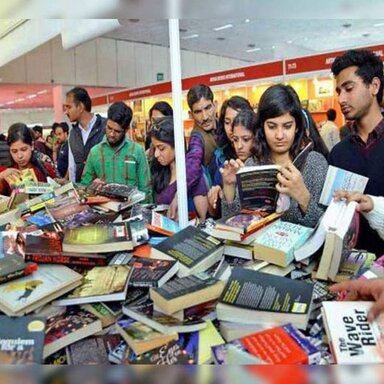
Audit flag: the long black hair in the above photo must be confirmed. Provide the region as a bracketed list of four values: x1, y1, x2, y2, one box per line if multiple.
[255, 84, 309, 164]
[232, 108, 257, 157]
[7, 123, 50, 177]
[149, 117, 175, 195]
[149, 101, 173, 119]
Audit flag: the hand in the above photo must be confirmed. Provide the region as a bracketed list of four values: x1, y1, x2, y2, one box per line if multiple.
[330, 279, 384, 321]
[334, 191, 374, 213]
[276, 163, 310, 212]
[219, 159, 244, 186]
[0, 168, 22, 183]
[54, 178, 68, 186]
[168, 195, 178, 221]
[208, 185, 223, 210]
[92, 178, 106, 187]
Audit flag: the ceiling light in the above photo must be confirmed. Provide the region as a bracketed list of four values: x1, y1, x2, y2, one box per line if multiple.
[217, 37, 226, 41]
[342, 23, 352, 28]
[181, 34, 199, 40]
[245, 19, 250, 23]
[287, 40, 293, 44]
[213, 24, 233, 31]
[179, 28, 188, 33]
[373, 22, 384, 27]
[246, 47, 261, 53]
[362, 32, 370, 37]
[37, 89, 48, 95]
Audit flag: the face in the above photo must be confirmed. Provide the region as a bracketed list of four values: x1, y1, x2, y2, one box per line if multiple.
[224, 106, 239, 141]
[64, 94, 82, 122]
[190, 97, 216, 131]
[335, 65, 379, 121]
[10, 140, 33, 169]
[106, 120, 126, 147]
[263, 113, 297, 156]
[54, 127, 68, 145]
[232, 124, 255, 161]
[152, 137, 175, 167]
[150, 109, 165, 123]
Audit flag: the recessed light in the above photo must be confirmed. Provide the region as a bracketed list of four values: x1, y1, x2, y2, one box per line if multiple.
[213, 24, 233, 31]
[272, 45, 275, 49]
[246, 47, 261, 53]
[287, 40, 293, 44]
[245, 19, 250, 23]
[342, 23, 352, 28]
[247, 43, 256, 48]
[181, 34, 199, 40]
[362, 32, 370, 37]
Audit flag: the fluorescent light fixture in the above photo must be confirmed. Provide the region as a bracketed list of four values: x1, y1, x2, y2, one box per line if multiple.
[181, 34, 199, 39]
[246, 47, 261, 53]
[27, 94, 37, 99]
[37, 89, 48, 95]
[373, 22, 384, 27]
[213, 24, 233, 31]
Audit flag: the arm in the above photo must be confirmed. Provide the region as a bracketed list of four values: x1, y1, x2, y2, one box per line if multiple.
[185, 133, 204, 191]
[136, 146, 153, 204]
[77, 150, 97, 188]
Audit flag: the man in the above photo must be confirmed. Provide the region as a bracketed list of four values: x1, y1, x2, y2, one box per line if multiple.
[32, 125, 52, 157]
[320, 108, 340, 151]
[64, 87, 106, 182]
[52, 122, 69, 178]
[79, 102, 152, 203]
[329, 49, 384, 255]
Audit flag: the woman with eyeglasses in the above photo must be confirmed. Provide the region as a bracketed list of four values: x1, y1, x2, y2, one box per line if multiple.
[221, 84, 328, 228]
[149, 116, 208, 220]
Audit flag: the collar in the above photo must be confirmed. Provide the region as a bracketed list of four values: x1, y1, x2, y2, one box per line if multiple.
[351, 118, 384, 145]
[79, 114, 97, 131]
[101, 136, 130, 151]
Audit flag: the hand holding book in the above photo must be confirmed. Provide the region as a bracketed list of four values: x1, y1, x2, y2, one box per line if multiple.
[220, 159, 245, 203]
[333, 191, 373, 213]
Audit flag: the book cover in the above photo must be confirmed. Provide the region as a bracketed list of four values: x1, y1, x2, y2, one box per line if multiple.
[0, 264, 83, 316]
[217, 268, 314, 329]
[236, 164, 281, 211]
[0, 316, 46, 364]
[322, 301, 384, 364]
[319, 165, 369, 206]
[253, 220, 313, 267]
[86, 183, 137, 201]
[148, 211, 180, 236]
[53, 265, 132, 305]
[44, 307, 102, 358]
[129, 256, 179, 288]
[63, 222, 133, 253]
[151, 225, 223, 277]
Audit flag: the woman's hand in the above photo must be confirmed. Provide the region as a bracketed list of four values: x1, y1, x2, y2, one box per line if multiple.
[276, 163, 310, 213]
[220, 159, 244, 203]
[334, 191, 374, 213]
[0, 168, 22, 183]
[208, 185, 223, 210]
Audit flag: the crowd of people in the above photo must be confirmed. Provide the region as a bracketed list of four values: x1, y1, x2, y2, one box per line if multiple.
[1, 49, 384, 316]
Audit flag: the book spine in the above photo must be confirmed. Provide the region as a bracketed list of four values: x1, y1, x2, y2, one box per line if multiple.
[0, 263, 37, 284]
[283, 324, 321, 364]
[25, 253, 107, 267]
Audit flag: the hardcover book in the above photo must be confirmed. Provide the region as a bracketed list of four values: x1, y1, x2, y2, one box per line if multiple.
[62, 222, 133, 253]
[0, 316, 46, 364]
[150, 225, 224, 277]
[216, 268, 314, 330]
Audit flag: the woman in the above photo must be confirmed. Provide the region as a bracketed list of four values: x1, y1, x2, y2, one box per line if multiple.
[221, 84, 328, 228]
[208, 96, 253, 217]
[0, 123, 57, 195]
[145, 101, 173, 151]
[150, 116, 208, 220]
[208, 108, 256, 216]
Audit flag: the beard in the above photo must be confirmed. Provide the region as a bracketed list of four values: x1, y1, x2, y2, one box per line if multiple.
[107, 135, 125, 148]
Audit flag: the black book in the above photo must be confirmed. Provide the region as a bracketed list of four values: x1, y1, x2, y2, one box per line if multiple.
[0, 316, 46, 364]
[216, 267, 314, 330]
[150, 226, 224, 277]
[86, 183, 137, 201]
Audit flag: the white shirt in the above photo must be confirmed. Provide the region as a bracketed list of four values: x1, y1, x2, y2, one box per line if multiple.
[67, 114, 97, 182]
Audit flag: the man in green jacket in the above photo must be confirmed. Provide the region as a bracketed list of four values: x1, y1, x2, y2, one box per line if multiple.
[79, 102, 153, 203]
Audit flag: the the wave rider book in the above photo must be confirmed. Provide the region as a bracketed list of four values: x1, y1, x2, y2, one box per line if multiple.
[0, 316, 46, 364]
[0, 264, 83, 316]
[216, 268, 314, 330]
[322, 301, 384, 364]
[150, 226, 224, 278]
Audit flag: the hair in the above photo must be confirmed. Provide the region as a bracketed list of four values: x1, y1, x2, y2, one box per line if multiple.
[254, 84, 308, 163]
[107, 102, 133, 130]
[187, 84, 214, 110]
[149, 117, 175, 195]
[32, 125, 43, 135]
[302, 109, 329, 159]
[66, 87, 92, 112]
[149, 101, 173, 118]
[7, 123, 50, 176]
[53, 122, 69, 134]
[326, 108, 337, 121]
[331, 49, 384, 104]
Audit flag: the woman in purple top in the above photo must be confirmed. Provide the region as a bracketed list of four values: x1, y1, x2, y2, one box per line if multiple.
[150, 116, 208, 220]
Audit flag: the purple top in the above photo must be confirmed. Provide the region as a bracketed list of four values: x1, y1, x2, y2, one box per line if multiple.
[186, 133, 204, 190]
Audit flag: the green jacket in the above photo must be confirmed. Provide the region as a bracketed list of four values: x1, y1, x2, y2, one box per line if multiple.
[79, 137, 153, 203]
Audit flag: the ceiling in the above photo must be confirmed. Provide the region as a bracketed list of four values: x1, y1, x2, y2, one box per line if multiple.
[107, 19, 384, 63]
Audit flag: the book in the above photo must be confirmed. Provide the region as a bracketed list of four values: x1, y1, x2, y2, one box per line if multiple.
[253, 220, 313, 267]
[81, 302, 118, 328]
[52, 265, 132, 306]
[0, 264, 83, 316]
[236, 164, 282, 211]
[129, 256, 179, 288]
[316, 200, 359, 281]
[147, 211, 180, 236]
[319, 165, 369, 206]
[0, 316, 46, 364]
[212, 210, 280, 242]
[197, 319, 225, 364]
[43, 307, 102, 359]
[292, 141, 314, 170]
[86, 183, 138, 201]
[150, 226, 224, 277]
[127, 216, 149, 247]
[149, 273, 225, 315]
[322, 301, 384, 364]
[212, 341, 265, 365]
[219, 321, 274, 342]
[115, 317, 178, 355]
[62, 222, 133, 253]
[223, 240, 253, 260]
[216, 268, 314, 330]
